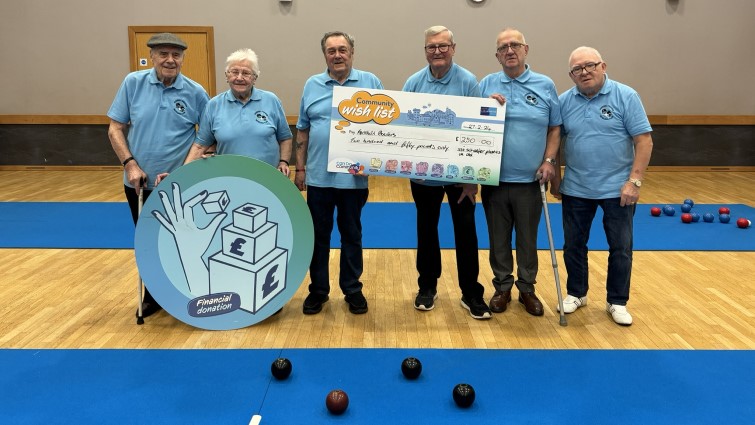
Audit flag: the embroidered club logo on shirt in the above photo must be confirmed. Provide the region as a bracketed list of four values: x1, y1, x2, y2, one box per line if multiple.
[174, 99, 187, 114]
[525, 93, 538, 106]
[255, 111, 269, 123]
[600, 105, 614, 120]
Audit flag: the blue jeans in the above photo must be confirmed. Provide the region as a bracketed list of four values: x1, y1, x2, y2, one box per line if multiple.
[307, 185, 369, 296]
[561, 195, 635, 305]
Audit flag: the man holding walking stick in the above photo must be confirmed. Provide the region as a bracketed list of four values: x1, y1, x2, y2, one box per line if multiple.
[479, 28, 561, 316]
[552, 46, 653, 326]
[107, 33, 209, 318]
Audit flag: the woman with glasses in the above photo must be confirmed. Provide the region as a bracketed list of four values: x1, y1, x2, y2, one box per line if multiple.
[185, 48, 293, 174]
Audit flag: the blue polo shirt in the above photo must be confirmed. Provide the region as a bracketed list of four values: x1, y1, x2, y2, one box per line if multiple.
[480, 65, 561, 182]
[197, 89, 292, 167]
[559, 76, 652, 199]
[108, 69, 209, 189]
[297, 68, 383, 189]
[403, 63, 481, 186]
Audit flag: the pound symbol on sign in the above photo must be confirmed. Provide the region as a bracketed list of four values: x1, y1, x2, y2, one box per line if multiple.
[230, 238, 246, 256]
[262, 265, 279, 298]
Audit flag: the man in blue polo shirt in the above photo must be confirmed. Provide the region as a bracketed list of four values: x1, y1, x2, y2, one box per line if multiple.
[402, 25, 491, 320]
[553, 46, 653, 326]
[108, 32, 209, 317]
[294, 31, 383, 315]
[479, 28, 562, 317]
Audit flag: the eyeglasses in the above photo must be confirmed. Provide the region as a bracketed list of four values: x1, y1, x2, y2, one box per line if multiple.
[425, 44, 452, 53]
[497, 43, 525, 53]
[325, 47, 351, 56]
[226, 69, 256, 79]
[569, 62, 602, 77]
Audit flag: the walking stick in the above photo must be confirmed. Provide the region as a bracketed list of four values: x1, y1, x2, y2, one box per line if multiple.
[136, 177, 145, 325]
[538, 176, 567, 326]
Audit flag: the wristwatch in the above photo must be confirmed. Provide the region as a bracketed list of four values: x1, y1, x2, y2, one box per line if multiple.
[543, 157, 556, 166]
[628, 178, 642, 188]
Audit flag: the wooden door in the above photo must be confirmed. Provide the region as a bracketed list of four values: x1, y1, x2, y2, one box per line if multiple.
[128, 26, 216, 97]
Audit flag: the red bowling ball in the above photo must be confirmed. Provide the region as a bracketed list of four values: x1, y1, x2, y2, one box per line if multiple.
[650, 207, 662, 217]
[681, 213, 693, 223]
[719, 207, 731, 215]
[326, 389, 349, 415]
[737, 218, 751, 229]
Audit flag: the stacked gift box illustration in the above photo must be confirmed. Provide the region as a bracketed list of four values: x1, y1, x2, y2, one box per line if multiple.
[205, 196, 288, 314]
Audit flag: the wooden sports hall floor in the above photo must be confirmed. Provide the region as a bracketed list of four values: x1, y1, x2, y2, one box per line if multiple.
[0, 169, 753, 350]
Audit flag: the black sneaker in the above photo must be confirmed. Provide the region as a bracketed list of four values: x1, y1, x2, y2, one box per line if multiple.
[303, 293, 329, 315]
[345, 291, 368, 314]
[460, 296, 492, 320]
[414, 289, 438, 311]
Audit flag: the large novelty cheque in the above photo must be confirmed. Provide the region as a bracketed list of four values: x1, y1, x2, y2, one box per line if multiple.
[135, 155, 314, 330]
[327, 86, 506, 185]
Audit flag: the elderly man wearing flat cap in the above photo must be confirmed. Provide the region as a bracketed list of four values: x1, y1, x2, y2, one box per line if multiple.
[107, 32, 209, 318]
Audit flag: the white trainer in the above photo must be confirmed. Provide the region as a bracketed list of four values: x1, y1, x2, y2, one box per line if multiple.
[558, 295, 587, 313]
[606, 303, 633, 326]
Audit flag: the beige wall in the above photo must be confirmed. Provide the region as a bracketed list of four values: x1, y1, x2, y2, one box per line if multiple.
[1, 0, 754, 116]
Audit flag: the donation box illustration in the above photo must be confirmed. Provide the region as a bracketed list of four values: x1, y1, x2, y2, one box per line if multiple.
[134, 155, 313, 330]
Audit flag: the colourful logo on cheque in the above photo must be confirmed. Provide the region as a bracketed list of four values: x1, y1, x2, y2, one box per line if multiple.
[338, 91, 400, 125]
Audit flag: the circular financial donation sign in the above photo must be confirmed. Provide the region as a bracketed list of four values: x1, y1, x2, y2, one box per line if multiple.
[135, 155, 313, 330]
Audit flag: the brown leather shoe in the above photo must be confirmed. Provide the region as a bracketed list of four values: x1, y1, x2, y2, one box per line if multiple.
[489, 290, 512, 313]
[518, 292, 544, 316]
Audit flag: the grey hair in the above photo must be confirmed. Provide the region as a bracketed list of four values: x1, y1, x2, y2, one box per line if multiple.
[225, 48, 260, 77]
[321, 31, 355, 52]
[425, 25, 454, 43]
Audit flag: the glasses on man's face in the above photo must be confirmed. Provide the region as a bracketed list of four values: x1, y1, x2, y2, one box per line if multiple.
[425, 44, 452, 54]
[569, 62, 602, 77]
[497, 43, 525, 53]
[326, 47, 351, 56]
[227, 69, 255, 79]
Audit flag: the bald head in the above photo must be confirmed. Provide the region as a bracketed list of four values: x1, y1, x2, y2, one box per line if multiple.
[568, 46, 603, 67]
[495, 27, 528, 78]
[567, 46, 607, 98]
[497, 28, 526, 46]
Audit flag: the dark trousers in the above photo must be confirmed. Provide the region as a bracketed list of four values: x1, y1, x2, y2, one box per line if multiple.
[124, 185, 152, 225]
[410, 182, 484, 299]
[124, 185, 156, 304]
[307, 185, 369, 296]
[481, 182, 542, 293]
[561, 194, 635, 305]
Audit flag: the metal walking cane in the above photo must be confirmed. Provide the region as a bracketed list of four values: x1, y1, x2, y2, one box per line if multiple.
[538, 175, 567, 326]
[136, 177, 145, 325]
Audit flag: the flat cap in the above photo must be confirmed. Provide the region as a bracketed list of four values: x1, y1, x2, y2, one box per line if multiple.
[146, 33, 188, 50]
